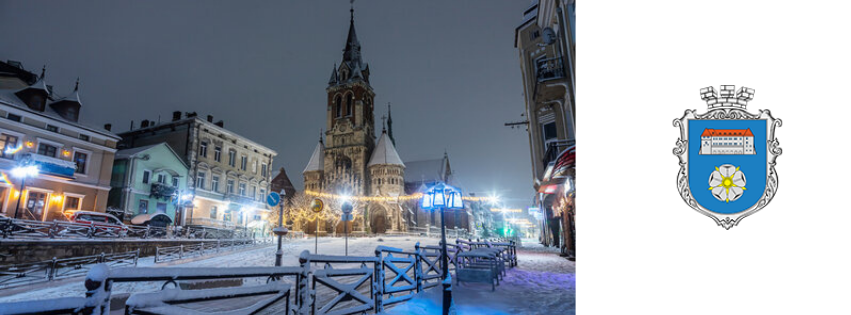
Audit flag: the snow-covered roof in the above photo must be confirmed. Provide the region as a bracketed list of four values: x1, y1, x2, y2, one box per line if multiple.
[0, 86, 119, 140]
[368, 132, 404, 167]
[115, 143, 161, 159]
[303, 141, 325, 173]
[403, 156, 450, 184]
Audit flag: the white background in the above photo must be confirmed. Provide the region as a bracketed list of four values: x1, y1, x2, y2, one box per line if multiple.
[581, 0, 851, 314]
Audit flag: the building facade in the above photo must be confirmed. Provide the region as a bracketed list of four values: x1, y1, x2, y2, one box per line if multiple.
[515, 0, 576, 256]
[108, 142, 189, 222]
[116, 112, 276, 230]
[700, 129, 755, 155]
[0, 60, 120, 221]
[302, 7, 406, 235]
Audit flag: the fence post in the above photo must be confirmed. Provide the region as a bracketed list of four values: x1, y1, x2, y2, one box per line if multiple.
[82, 264, 110, 315]
[297, 251, 311, 315]
[179, 245, 184, 259]
[88, 222, 95, 238]
[48, 257, 57, 281]
[155, 247, 160, 263]
[217, 240, 221, 253]
[98, 252, 106, 264]
[134, 249, 140, 267]
[374, 248, 384, 313]
[48, 220, 57, 238]
[415, 242, 423, 293]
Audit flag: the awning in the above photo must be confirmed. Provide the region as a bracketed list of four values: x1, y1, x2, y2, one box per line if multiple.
[538, 145, 575, 194]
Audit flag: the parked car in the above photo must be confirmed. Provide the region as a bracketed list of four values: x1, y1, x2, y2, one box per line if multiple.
[65, 211, 128, 236]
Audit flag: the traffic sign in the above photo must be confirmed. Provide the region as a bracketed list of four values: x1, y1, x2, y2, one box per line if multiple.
[341, 213, 354, 222]
[267, 192, 281, 207]
[310, 198, 324, 213]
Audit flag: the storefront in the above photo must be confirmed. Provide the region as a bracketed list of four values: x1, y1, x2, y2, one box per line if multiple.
[537, 145, 575, 258]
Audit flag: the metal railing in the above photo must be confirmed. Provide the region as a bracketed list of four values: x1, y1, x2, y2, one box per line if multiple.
[0, 217, 253, 240]
[0, 250, 139, 289]
[154, 239, 259, 263]
[536, 55, 566, 82]
[0, 239, 517, 315]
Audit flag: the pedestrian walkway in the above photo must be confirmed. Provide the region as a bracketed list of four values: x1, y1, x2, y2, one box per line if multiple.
[383, 242, 576, 315]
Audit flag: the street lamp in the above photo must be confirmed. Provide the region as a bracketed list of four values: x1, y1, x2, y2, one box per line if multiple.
[341, 197, 353, 256]
[421, 182, 463, 315]
[270, 190, 288, 267]
[11, 165, 39, 219]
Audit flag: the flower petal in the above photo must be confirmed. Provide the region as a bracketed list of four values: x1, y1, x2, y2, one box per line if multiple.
[732, 170, 746, 186]
[711, 186, 727, 202]
[708, 170, 724, 187]
[729, 186, 744, 201]
[719, 164, 736, 177]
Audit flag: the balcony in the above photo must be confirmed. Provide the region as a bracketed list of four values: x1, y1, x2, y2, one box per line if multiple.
[150, 182, 177, 200]
[543, 139, 576, 166]
[536, 56, 566, 82]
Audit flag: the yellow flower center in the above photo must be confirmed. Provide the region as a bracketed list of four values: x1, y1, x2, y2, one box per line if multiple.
[709, 166, 746, 203]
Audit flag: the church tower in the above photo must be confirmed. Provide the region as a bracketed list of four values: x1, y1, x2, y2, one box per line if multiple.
[323, 7, 376, 197]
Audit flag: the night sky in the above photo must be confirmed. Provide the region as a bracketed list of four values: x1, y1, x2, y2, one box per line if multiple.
[0, 1, 533, 208]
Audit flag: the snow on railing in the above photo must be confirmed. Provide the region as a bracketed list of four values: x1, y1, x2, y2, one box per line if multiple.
[0, 216, 254, 241]
[0, 250, 139, 290]
[0, 238, 517, 315]
[154, 239, 258, 263]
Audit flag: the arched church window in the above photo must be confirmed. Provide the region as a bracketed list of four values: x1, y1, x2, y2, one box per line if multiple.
[346, 94, 354, 116]
[335, 96, 342, 118]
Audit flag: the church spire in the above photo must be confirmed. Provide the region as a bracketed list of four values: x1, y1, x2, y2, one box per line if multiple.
[387, 102, 395, 146]
[342, 3, 362, 67]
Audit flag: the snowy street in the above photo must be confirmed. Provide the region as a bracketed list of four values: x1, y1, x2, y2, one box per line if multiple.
[0, 236, 575, 314]
[383, 239, 576, 315]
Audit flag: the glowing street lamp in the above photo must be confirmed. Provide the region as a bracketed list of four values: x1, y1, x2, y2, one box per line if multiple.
[421, 182, 464, 315]
[11, 165, 39, 219]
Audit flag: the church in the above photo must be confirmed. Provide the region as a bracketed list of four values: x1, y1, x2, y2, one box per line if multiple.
[302, 7, 408, 234]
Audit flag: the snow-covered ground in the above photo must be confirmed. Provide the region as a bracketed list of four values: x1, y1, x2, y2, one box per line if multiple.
[0, 237, 576, 315]
[382, 239, 576, 315]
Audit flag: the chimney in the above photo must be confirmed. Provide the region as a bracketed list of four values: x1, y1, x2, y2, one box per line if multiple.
[215, 120, 224, 128]
[130, 120, 134, 130]
[172, 111, 182, 121]
[141, 119, 150, 128]
[104, 123, 112, 131]
[207, 115, 214, 122]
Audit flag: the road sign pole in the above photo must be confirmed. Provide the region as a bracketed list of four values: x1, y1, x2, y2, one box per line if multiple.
[345, 219, 348, 256]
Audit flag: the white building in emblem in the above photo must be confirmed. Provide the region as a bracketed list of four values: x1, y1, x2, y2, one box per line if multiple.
[699, 128, 756, 155]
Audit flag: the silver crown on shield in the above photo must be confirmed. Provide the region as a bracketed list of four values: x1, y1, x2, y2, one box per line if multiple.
[700, 85, 754, 110]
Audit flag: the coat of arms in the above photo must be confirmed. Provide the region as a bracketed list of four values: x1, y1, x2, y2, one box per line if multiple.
[673, 85, 782, 229]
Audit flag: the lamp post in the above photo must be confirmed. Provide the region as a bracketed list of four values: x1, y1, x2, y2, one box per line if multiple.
[272, 190, 288, 267]
[341, 200, 353, 256]
[421, 182, 464, 315]
[310, 198, 324, 255]
[11, 165, 39, 220]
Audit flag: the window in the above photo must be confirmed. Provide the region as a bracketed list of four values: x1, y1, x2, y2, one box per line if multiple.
[239, 182, 246, 196]
[241, 155, 247, 170]
[227, 179, 234, 194]
[0, 134, 19, 159]
[210, 206, 218, 219]
[212, 175, 221, 192]
[156, 202, 167, 213]
[157, 174, 166, 184]
[335, 96, 342, 117]
[253, 215, 262, 221]
[79, 134, 90, 141]
[46, 125, 59, 133]
[25, 192, 47, 220]
[260, 188, 266, 199]
[261, 163, 267, 177]
[228, 150, 236, 167]
[172, 177, 179, 187]
[197, 172, 206, 189]
[139, 199, 149, 214]
[200, 142, 208, 157]
[346, 94, 353, 116]
[251, 185, 256, 198]
[73, 151, 88, 174]
[142, 170, 151, 184]
[64, 196, 81, 211]
[214, 146, 222, 162]
[37, 143, 57, 157]
[6, 113, 22, 122]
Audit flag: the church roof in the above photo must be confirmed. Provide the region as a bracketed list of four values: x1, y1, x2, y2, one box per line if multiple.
[328, 63, 338, 85]
[303, 141, 325, 173]
[368, 131, 404, 167]
[404, 155, 451, 184]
